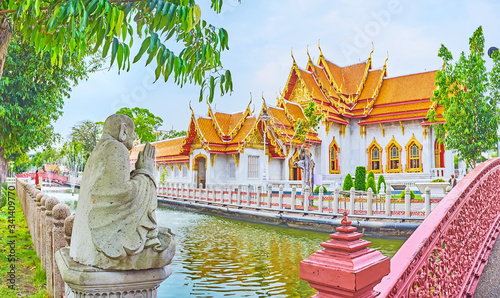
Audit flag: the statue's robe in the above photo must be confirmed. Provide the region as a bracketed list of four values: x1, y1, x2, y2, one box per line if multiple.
[70, 134, 159, 268]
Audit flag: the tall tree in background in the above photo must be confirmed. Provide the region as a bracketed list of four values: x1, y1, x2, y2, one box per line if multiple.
[428, 26, 500, 169]
[160, 128, 187, 140]
[0, 0, 234, 101]
[0, 36, 96, 182]
[70, 121, 103, 160]
[116, 107, 163, 143]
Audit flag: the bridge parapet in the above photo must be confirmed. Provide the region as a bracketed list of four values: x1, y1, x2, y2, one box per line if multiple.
[374, 158, 500, 297]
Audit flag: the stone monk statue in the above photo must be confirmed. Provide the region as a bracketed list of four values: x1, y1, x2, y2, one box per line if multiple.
[70, 114, 175, 270]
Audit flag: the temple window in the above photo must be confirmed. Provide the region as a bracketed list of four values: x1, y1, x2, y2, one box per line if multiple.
[248, 156, 259, 178]
[182, 165, 188, 178]
[329, 138, 340, 174]
[405, 134, 423, 172]
[385, 136, 402, 173]
[367, 138, 383, 173]
[229, 159, 236, 179]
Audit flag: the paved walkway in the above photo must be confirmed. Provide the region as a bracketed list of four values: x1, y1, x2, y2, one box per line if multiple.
[474, 231, 500, 297]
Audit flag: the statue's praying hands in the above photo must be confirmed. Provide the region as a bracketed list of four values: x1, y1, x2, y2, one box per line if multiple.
[136, 142, 156, 175]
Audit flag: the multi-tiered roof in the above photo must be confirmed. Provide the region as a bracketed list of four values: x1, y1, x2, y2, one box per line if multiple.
[130, 47, 443, 164]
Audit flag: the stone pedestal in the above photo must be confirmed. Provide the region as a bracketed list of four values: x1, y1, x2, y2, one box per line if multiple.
[300, 212, 390, 297]
[56, 248, 171, 298]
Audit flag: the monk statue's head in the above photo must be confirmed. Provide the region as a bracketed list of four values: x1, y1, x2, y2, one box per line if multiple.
[103, 114, 136, 150]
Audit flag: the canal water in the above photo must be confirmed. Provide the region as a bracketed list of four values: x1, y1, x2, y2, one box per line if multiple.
[44, 187, 406, 297]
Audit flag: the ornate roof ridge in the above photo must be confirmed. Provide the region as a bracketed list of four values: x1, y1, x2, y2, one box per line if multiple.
[384, 69, 439, 80]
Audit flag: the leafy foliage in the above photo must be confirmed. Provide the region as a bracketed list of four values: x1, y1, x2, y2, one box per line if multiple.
[427, 26, 500, 169]
[313, 185, 328, 194]
[0, 35, 92, 158]
[159, 129, 187, 140]
[293, 101, 324, 143]
[377, 174, 386, 194]
[116, 107, 163, 143]
[367, 170, 374, 181]
[366, 177, 376, 193]
[342, 174, 353, 191]
[3, 0, 236, 102]
[399, 189, 415, 200]
[70, 121, 103, 160]
[354, 166, 366, 191]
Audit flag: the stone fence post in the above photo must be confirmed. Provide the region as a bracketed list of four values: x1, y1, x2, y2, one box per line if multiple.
[425, 187, 431, 217]
[237, 184, 241, 205]
[64, 214, 75, 246]
[333, 187, 339, 214]
[405, 187, 411, 217]
[52, 203, 71, 298]
[385, 184, 391, 217]
[257, 185, 262, 207]
[45, 196, 60, 298]
[279, 185, 284, 210]
[367, 187, 373, 216]
[349, 187, 355, 215]
[318, 187, 323, 213]
[291, 185, 296, 210]
[304, 186, 310, 212]
[246, 185, 251, 206]
[267, 185, 272, 208]
[40, 196, 48, 268]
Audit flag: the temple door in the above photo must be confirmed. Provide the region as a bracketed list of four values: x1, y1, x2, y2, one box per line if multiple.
[434, 140, 445, 168]
[196, 157, 206, 188]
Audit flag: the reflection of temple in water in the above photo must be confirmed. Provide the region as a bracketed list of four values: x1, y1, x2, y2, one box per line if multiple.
[131, 46, 463, 189]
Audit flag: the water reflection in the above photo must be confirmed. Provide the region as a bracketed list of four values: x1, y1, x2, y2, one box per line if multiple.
[41, 187, 405, 298]
[156, 207, 405, 297]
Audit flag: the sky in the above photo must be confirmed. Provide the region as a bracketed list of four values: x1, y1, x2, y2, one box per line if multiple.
[53, 0, 500, 140]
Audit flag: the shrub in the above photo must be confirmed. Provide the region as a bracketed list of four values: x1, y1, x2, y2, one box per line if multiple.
[1, 183, 7, 209]
[366, 177, 376, 193]
[431, 178, 445, 183]
[354, 166, 367, 191]
[314, 185, 328, 194]
[367, 170, 375, 181]
[342, 174, 353, 191]
[377, 174, 386, 194]
[399, 189, 415, 200]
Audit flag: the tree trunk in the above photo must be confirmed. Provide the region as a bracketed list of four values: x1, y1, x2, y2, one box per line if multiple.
[0, 17, 13, 80]
[0, 146, 7, 183]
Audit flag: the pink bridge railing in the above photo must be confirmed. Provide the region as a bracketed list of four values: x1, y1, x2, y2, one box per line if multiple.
[374, 158, 500, 297]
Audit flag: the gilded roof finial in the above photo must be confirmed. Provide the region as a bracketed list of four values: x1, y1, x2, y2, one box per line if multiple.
[291, 48, 297, 65]
[318, 40, 323, 58]
[189, 100, 194, 116]
[307, 45, 312, 63]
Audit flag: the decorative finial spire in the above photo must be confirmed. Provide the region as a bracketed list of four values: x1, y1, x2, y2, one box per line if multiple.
[318, 40, 323, 58]
[189, 100, 194, 116]
[291, 48, 296, 65]
[307, 45, 312, 62]
[341, 211, 351, 226]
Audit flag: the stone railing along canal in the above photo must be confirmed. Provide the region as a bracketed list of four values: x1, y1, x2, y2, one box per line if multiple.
[16, 179, 74, 297]
[158, 182, 449, 220]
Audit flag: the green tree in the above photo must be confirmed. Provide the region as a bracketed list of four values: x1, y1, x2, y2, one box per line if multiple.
[377, 174, 386, 194]
[366, 177, 376, 193]
[294, 101, 324, 143]
[342, 174, 353, 191]
[160, 129, 187, 140]
[70, 121, 103, 160]
[367, 170, 374, 181]
[0, 0, 235, 101]
[428, 26, 500, 169]
[0, 36, 93, 182]
[354, 166, 366, 191]
[116, 107, 163, 143]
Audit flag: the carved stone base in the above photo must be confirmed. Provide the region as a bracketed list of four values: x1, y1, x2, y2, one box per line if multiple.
[55, 248, 171, 298]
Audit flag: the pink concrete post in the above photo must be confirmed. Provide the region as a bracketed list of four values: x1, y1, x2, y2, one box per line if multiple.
[300, 212, 390, 297]
[52, 203, 70, 298]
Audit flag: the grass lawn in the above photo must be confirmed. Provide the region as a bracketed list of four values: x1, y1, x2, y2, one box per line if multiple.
[0, 188, 47, 297]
